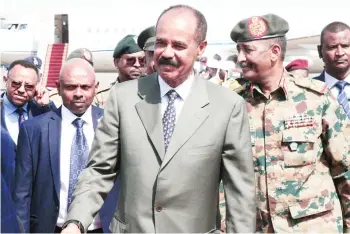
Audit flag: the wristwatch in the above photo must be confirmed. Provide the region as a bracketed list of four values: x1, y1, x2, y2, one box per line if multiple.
[62, 220, 85, 233]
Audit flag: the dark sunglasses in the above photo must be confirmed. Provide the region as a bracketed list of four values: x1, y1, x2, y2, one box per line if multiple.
[8, 77, 36, 92]
[124, 56, 146, 67]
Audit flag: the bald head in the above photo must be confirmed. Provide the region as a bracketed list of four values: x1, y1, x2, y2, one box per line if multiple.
[59, 58, 95, 82]
[57, 58, 98, 116]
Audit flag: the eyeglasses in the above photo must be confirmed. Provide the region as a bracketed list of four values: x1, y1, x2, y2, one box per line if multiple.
[123, 56, 146, 67]
[7, 77, 36, 92]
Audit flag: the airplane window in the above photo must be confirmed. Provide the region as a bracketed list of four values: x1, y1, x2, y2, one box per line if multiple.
[8, 24, 19, 30]
[19, 24, 28, 30]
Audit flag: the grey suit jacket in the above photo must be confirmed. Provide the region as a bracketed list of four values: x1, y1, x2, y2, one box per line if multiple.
[67, 73, 256, 233]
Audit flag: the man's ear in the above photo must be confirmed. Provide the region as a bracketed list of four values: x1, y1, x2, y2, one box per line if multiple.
[56, 81, 61, 96]
[270, 44, 281, 62]
[317, 45, 323, 59]
[95, 81, 99, 95]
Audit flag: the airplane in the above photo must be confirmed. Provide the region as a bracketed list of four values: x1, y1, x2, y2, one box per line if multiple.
[1, 2, 347, 87]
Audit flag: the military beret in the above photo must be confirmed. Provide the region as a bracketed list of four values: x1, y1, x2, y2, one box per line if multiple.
[230, 13, 289, 43]
[113, 34, 142, 58]
[66, 48, 94, 66]
[24, 56, 42, 69]
[285, 59, 309, 71]
[138, 26, 156, 51]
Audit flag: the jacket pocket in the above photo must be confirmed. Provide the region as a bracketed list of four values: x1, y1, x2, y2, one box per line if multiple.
[282, 129, 317, 167]
[289, 195, 334, 219]
[109, 216, 127, 233]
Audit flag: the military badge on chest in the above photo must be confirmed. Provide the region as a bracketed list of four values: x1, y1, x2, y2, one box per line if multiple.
[284, 114, 315, 152]
[284, 114, 314, 129]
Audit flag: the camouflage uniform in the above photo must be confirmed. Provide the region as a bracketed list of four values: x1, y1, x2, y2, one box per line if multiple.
[221, 79, 241, 90]
[93, 79, 118, 108]
[234, 71, 350, 233]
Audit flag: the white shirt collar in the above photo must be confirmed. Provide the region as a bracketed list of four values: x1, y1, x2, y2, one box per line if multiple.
[158, 73, 194, 101]
[325, 71, 350, 88]
[61, 105, 93, 127]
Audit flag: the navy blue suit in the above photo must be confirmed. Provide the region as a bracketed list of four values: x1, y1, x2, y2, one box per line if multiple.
[312, 71, 325, 82]
[1, 128, 22, 233]
[1, 93, 57, 141]
[13, 106, 119, 233]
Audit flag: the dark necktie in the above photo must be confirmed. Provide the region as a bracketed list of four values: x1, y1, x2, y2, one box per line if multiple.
[15, 108, 26, 128]
[162, 90, 178, 152]
[67, 118, 89, 207]
[335, 80, 350, 118]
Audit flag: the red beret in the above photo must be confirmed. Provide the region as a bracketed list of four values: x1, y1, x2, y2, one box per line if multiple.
[285, 59, 309, 71]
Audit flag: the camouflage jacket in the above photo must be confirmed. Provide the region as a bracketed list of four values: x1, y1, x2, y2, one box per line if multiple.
[234, 71, 350, 233]
[94, 79, 118, 108]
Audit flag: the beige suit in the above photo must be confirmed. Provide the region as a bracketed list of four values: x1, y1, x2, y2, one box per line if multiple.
[67, 73, 256, 233]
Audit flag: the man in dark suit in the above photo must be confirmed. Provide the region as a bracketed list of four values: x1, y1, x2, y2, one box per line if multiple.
[13, 58, 118, 233]
[1, 59, 56, 144]
[313, 21, 350, 118]
[1, 128, 22, 233]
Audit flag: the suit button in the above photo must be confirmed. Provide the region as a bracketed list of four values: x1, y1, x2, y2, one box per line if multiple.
[56, 206, 59, 211]
[155, 205, 162, 212]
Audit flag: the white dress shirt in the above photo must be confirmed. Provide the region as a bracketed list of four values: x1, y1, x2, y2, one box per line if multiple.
[324, 71, 350, 100]
[158, 73, 194, 122]
[3, 93, 28, 143]
[57, 105, 101, 230]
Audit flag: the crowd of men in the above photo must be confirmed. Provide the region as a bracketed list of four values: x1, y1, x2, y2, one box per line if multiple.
[1, 4, 350, 234]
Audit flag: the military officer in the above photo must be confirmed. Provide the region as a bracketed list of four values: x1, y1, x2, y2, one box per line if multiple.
[227, 14, 350, 233]
[94, 35, 145, 108]
[137, 26, 156, 75]
[285, 59, 309, 78]
[48, 48, 94, 107]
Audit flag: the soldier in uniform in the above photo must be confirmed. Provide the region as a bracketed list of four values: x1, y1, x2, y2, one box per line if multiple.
[226, 14, 350, 233]
[138, 26, 156, 75]
[94, 35, 144, 108]
[285, 59, 309, 78]
[48, 48, 94, 107]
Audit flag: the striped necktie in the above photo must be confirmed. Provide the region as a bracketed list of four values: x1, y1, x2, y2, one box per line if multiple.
[335, 80, 350, 118]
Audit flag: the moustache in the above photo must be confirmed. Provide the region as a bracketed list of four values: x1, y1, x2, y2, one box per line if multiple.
[239, 61, 249, 69]
[159, 57, 180, 67]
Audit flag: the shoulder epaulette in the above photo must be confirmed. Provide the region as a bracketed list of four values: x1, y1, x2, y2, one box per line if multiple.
[96, 87, 111, 95]
[292, 77, 328, 94]
[48, 89, 58, 97]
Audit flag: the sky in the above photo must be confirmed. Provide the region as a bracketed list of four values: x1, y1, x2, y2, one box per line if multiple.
[1, 0, 350, 42]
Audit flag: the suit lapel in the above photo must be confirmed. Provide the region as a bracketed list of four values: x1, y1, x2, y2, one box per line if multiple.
[48, 108, 62, 197]
[135, 74, 165, 160]
[1, 102, 8, 132]
[160, 76, 209, 171]
[27, 102, 34, 118]
[314, 71, 325, 82]
[91, 106, 104, 130]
